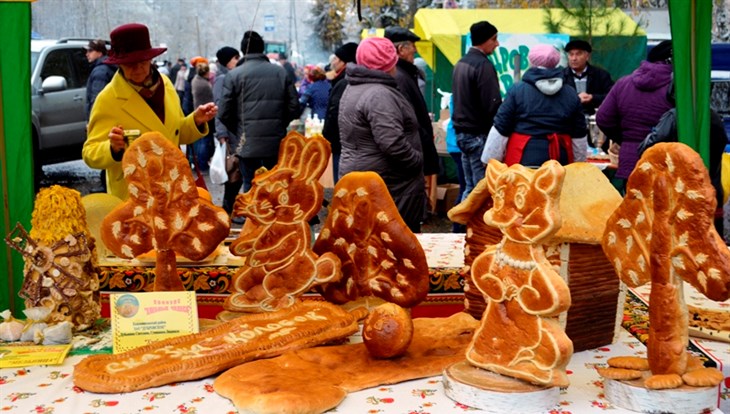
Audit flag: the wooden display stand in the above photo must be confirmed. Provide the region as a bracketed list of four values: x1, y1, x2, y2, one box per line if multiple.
[603, 375, 717, 414]
[443, 361, 559, 413]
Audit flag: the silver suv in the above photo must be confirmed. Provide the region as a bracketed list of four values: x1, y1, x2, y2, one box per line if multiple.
[31, 38, 94, 166]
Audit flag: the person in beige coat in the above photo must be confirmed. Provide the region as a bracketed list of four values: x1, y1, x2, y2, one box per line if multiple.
[83, 23, 217, 199]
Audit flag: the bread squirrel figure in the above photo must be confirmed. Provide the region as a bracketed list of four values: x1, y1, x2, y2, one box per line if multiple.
[466, 160, 573, 388]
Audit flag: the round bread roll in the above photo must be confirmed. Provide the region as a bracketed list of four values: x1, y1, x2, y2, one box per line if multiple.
[362, 303, 414, 359]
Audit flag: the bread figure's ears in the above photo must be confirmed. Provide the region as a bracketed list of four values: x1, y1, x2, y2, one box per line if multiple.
[278, 132, 304, 170]
[485, 159, 507, 195]
[296, 138, 329, 184]
[532, 160, 565, 197]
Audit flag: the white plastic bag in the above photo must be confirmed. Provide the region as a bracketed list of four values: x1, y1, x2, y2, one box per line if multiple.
[210, 139, 228, 184]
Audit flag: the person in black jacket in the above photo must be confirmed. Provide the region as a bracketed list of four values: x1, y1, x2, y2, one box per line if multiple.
[218, 31, 300, 193]
[562, 39, 614, 115]
[84, 39, 116, 119]
[563, 40, 614, 153]
[481, 44, 587, 167]
[452, 21, 502, 200]
[322, 42, 358, 182]
[385, 26, 440, 214]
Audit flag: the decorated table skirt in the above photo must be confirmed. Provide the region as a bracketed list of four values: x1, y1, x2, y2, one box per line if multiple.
[98, 233, 467, 295]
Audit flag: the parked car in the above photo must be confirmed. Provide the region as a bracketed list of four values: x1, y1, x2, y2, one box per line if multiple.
[31, 38, 96, 167]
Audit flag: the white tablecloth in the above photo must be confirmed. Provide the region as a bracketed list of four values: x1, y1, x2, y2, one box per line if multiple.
[2, 329, 722, 413]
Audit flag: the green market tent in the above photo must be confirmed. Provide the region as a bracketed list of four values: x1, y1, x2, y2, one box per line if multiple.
[0, 0, 34, 313]
[670, 1, 711, 167]
[411, 8, 645, 115]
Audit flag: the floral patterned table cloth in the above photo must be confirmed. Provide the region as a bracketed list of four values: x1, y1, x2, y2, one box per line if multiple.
[2, 328, 722, 414]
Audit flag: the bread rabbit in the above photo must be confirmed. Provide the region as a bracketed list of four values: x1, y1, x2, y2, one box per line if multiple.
[225, 132, 342, 312]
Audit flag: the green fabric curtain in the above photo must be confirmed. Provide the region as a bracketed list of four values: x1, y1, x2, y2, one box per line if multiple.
[669, 0, 712, 166]
[1, 1, 34, 313]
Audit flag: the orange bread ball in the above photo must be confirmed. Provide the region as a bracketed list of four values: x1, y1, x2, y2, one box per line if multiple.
[362, 303, 413, 359]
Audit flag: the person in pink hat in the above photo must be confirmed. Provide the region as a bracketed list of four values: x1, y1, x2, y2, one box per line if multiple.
[83, 23, 217, 200]
[338, 36, 426, 233]
[481, 43, 587, 167]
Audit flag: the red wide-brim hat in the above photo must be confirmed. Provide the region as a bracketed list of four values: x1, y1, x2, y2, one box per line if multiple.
[105, 23, 167, 65]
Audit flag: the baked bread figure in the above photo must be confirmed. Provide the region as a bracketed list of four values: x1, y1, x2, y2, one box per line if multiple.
[362, 303, 414, 359]
[100, 132, 230, 291]
[602, 142, 730, 390]
[73, 301, 363, 393]
[4, 186, 100, 331]
[214, 312, 479, 414]
[225, 132, 342, 313]
[466, 160, 573, 388]
[448, 163, 624, 352]
[313, 171, 429, 308]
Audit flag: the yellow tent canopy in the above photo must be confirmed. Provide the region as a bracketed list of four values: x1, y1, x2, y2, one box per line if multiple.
[413, 8, 644, 70]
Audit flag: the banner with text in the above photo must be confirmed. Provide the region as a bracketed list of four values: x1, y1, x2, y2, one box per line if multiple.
[465, 33, 570, 97]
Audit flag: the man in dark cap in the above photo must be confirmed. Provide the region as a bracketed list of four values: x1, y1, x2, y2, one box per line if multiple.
[212, 46, 242, 216]
[218, 30, 300, 197]
[451, 20, 502, 200]
[385, 26, 440, 214]
[279, 52, 297, 84]
[562, 39, 614, 116]
[84, 39, 116, 119]
[647, 39, 673, 64]
[322, 42, 358, 182]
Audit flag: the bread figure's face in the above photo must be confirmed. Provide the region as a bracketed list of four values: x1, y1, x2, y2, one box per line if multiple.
[240, 170, 316, 225]
[485, 163, 562, 244]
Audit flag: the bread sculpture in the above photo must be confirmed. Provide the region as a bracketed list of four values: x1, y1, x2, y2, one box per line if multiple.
[225, 132, 342, 313]
[466, 160, 573, 388]
[4, 185, 100, 331]
[313, 171, 429, 308]
[449, 162, 623, 352]
[100, 132, 230, 291]
[73, 301, 363, 393]
[601, 142, 730, 389]
[214, 312, 479, 414]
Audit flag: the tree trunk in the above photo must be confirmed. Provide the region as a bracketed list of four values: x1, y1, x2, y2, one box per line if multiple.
[154, 249, 184, 291]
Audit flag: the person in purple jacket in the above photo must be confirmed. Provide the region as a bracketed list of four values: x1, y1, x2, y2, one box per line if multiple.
[595, 40, 674, 193]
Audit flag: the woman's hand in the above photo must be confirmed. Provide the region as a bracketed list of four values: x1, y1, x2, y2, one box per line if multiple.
[193, 102, 218, 125]
[109, 125, 126, 154]
[608, 140, 620, 166]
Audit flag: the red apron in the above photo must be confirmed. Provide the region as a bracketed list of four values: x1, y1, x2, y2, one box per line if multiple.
[504, 132, 574, 166]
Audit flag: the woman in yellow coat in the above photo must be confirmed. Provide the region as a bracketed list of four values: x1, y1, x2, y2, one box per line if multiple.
[83, 23, 217, 199]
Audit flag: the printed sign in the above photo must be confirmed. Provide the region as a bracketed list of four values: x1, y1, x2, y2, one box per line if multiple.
[111, 291, 199, 354]
[0, 344, 71, 368]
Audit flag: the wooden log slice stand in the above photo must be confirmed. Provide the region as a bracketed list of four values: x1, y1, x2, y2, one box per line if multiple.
[443, 361, 559, 413]
[603, 374, 717, 414]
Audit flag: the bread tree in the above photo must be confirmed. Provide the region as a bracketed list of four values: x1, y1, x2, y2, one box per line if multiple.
[101, 133, 230, 291]
[602, 142, 730, 387]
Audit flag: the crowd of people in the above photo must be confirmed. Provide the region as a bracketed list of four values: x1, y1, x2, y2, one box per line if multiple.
[82, 21, 728, 237]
